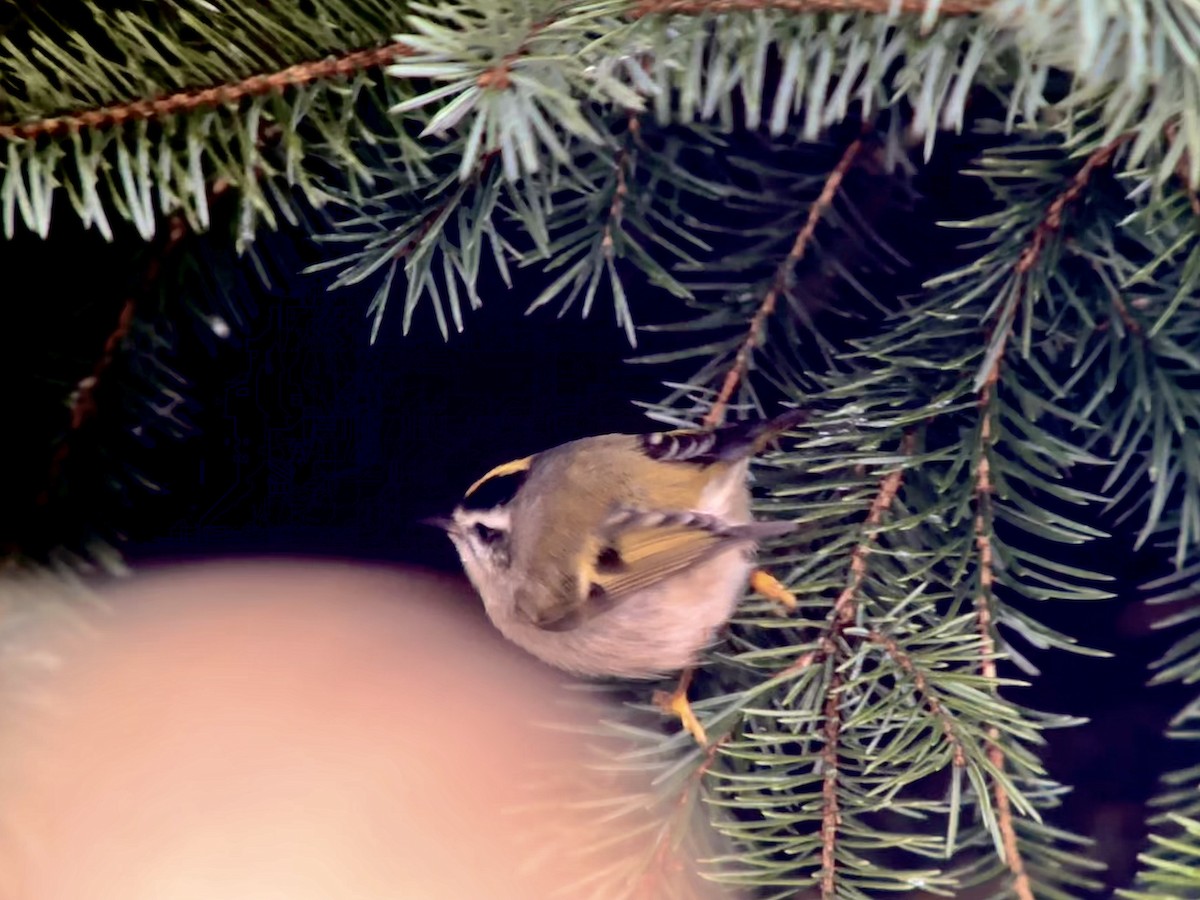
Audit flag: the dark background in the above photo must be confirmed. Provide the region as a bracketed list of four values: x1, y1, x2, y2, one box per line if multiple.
[1, 127, 1190, 894]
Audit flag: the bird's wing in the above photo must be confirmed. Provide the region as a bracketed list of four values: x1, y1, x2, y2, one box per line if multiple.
[518, 508, 794, 632]
[638, 409, 807, 464]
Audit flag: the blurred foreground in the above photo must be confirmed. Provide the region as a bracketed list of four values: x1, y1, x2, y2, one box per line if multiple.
[0, 561, 728, 899]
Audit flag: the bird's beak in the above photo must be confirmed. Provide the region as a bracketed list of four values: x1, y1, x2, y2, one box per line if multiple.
[419, 515, 457, 534]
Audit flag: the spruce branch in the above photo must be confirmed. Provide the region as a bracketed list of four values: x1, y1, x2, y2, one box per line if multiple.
[0, 1, 426, 241]
[1114, 165, 1200, 892]
[1165, 120, 1200, 218]
[738, 128, 1116, 896]
[1120, 814, 1200, 900]
[997, 0, 1200, 188]
[385, 0, 629, 182]
[1108, 281, 1144, 337]
[600, 119, 634, 258]
[703, 134, 865, 427]
[6, 0, 1198, 254]
[964, 133, 1133, 395]
[1015, 133, 1135, 277]
[315, 144, 514, 340]
[0, 44, 412, 142]
[36, 184, 227, 507]
[37, 294, 140, 508]
[816, 436, 913, 899]
[632, 0, 992, 15]
[639, 734, 733, 893]
[831, 431, 912, 624]
[866, 630, 969, 768]
[959, 134, 1133, 900]
[818, 670, 844, 900]
[399, 152, 500, 262]
[972, 383, 1034, 900]
[603, 419, 979, 896]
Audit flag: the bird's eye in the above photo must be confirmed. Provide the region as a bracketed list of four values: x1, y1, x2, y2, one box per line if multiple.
[473, 523, 504, 544]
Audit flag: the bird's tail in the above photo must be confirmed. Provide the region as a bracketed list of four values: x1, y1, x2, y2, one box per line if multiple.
[640, 409, 808, 463]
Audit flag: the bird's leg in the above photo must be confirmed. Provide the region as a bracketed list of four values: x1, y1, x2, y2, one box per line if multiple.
[750, 569, 797, 614]
[653, 667, 707, 746]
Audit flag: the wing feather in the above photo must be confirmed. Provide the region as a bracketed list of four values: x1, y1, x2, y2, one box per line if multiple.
[517, 508, 794, 631]
[639, 410, 807, 464]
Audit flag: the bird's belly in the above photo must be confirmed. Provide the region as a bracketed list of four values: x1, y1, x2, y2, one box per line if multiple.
[495, 546, 755, 679]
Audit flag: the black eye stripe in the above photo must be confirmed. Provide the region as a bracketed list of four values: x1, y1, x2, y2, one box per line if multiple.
[474, 523, 504, 543]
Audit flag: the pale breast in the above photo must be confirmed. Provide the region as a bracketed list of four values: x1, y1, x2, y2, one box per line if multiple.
[489, 543, 755, 679]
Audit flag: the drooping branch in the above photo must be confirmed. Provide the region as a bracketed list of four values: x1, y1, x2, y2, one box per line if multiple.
[819, 673, 844, 899]
[971, 406, 1033, 900]
[632, 0, 993, 16]
[703, 135, 865, 427]
[966, 136, 1131, 900]
[1015, 133, 1134, 276]
[36, 183, 229, 506]
[867, 630, 968, 768]
[832, 431, 914, 625]
[602, 158, 630, 257]
[810, 437, 913, 895]
[373, 150, 500, 270]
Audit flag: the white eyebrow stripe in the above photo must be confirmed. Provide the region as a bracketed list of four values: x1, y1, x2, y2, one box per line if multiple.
[453, 507, 511, 531]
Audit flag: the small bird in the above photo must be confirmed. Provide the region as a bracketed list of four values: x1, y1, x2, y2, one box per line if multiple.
[428, 411, 804, 744]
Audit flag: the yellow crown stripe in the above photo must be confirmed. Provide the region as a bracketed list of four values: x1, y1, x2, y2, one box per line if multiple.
[463, 455, 534, 499]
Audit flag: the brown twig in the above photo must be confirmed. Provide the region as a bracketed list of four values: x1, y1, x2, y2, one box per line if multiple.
[831, 432, 915, 626]
[1183, 178, 1200, 219]
[703, 136, 865, 428]
[37, 181, 231, 506]
[973, 516, 1034, 899]
[1015, 133, 1134, 275]
[601, 130, 633, 259]
[975, 134, 1132, 411]
[393, 199, 454, 261]
[632, 0, 993, 16]
[867, 630, 967, 767]
[476, 66, 513, 91]
[1, 11, 553, 143]
[972, 378, 1033, 900]
[0, 0, 993, 143]
[692, 437, 914, 897]
[810, 434, 913, 896]
[1185, 185, 1200, 219]
[772, 430, 913, 684]
[973, 312, 1030, 895]
[715, 161, 912, 893]
[0, 44, 414, 141]
[819, 671, 843, 899]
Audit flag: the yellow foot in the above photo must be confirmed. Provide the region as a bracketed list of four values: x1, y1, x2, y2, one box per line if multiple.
[653, 671, 708, 746]
[750, 569, 797, 614]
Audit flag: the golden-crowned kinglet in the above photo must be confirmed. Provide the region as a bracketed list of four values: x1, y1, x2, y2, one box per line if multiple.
[429, 411, 803, 691]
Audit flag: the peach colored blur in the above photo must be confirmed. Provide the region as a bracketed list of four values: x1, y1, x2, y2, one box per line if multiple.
[0, 562, 730, 900]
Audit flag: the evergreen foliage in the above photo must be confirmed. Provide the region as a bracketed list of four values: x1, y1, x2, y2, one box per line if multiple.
[3, 1, 1200, 897]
